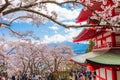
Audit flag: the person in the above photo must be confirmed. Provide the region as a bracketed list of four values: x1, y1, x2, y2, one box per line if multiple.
[93, 71, 96, 80]
[69, 71, 75, 80]
[41, 77, 46, 80]
[35, 73, 39, 80]
[17, 75, 23, 80]
[32, 73, 39, 80]
[45, 72, 49, 80]
[48, 73, 53, 80]
[12, 75, 16, 80]
[88, 72, 92, 80]
[0, 76, 2, 80]
[39, 76, 42, 80]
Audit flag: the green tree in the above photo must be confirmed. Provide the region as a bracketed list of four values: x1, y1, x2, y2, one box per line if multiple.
[86, 40, 95, 53]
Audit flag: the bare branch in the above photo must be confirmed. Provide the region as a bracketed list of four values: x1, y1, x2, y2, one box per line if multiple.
[2, 0, 79, 16]
[7, 47, 16, 55]
[0, 22, 10, 26]
[6, 27, 23, 37]
[9, 16, 33, 25]
[21, 9, 120, 28]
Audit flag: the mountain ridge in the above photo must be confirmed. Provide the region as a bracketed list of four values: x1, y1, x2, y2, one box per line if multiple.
[49, 41, 88, 54]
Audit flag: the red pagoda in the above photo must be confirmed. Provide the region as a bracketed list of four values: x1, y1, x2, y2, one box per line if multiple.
[71, 1, 120, 80]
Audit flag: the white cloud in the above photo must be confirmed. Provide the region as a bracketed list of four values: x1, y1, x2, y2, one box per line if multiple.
[46, 4, 81, 21]
[49, 26, 59, 30]
[65, 28, 83, 37]
[42, 28, 83, 43]
[40, 3, 83, 44]
[2, 1, 81, 24]
[42, 34, 67, 43]
[3, 2, 81, 25]
[5, 1, 83, 44]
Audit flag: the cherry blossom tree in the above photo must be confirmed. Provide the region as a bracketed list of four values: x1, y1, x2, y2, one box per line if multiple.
[0, 0, 120, 31]
[0, 0, 120, 78]
[0, 39, 18, 79]
[41, 45, 74, 72]
[39, 44, 74, 79]
[0, 40, 74, 77]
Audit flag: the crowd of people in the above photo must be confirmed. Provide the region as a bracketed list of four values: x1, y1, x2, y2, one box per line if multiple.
[0, 72, 51, 80]
[0, 67, 97, 80]
[11, 72, 53, 80]
[0, 71, 67, 80]
[69, 67, 96, 80]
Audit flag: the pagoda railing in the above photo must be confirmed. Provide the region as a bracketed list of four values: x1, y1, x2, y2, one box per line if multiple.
[93, 42, 120, 49]
[116, 42, 120, 47]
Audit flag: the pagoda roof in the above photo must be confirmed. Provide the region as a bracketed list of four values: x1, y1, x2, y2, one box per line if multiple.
[87, 50, 120, 65]
[73, 28, 106, 42]
[73, 28, 95, 42]
[76, 0, 116, 23]
[71, 50, 120, 65]
[70, 51, 105, 64]
[76, 1, 102, 23]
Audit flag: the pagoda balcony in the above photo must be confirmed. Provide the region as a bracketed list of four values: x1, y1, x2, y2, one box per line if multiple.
[92, 42, 120, 51]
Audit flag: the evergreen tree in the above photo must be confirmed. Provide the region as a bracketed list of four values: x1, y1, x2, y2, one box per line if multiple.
[85, 40, 95, 53]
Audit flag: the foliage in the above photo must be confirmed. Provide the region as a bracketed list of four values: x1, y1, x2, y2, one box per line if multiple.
[85, 40, 95, 53]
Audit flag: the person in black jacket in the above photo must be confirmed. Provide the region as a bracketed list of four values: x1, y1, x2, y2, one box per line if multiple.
[12, 75, 16, 80]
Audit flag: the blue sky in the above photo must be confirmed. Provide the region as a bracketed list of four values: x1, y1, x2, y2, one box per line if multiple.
[0, 3, 84, 43]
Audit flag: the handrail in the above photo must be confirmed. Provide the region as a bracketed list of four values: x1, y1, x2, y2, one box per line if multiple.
[92, 42, 120, 49]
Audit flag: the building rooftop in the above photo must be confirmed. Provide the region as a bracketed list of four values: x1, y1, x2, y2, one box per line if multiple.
[71, 50, 120, 66]
[87, 50, 120, 65]
[71, 51, 105, 64]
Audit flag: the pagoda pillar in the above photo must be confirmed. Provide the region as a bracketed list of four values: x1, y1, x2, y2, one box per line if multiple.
[111, 32, 116, 47]
[112, 68, 117, 80]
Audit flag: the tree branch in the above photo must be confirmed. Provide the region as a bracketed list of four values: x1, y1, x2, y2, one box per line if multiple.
[0, 22, 10, 27]
[6, 27, 23, 37]
[21, 9, 120, 28]
[81, 2, 111, 26]
[9, 16, 33, 25]
[7, 47, 16, 55]
[2, 0, 79, 16]
[1, 0, 119, 29]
